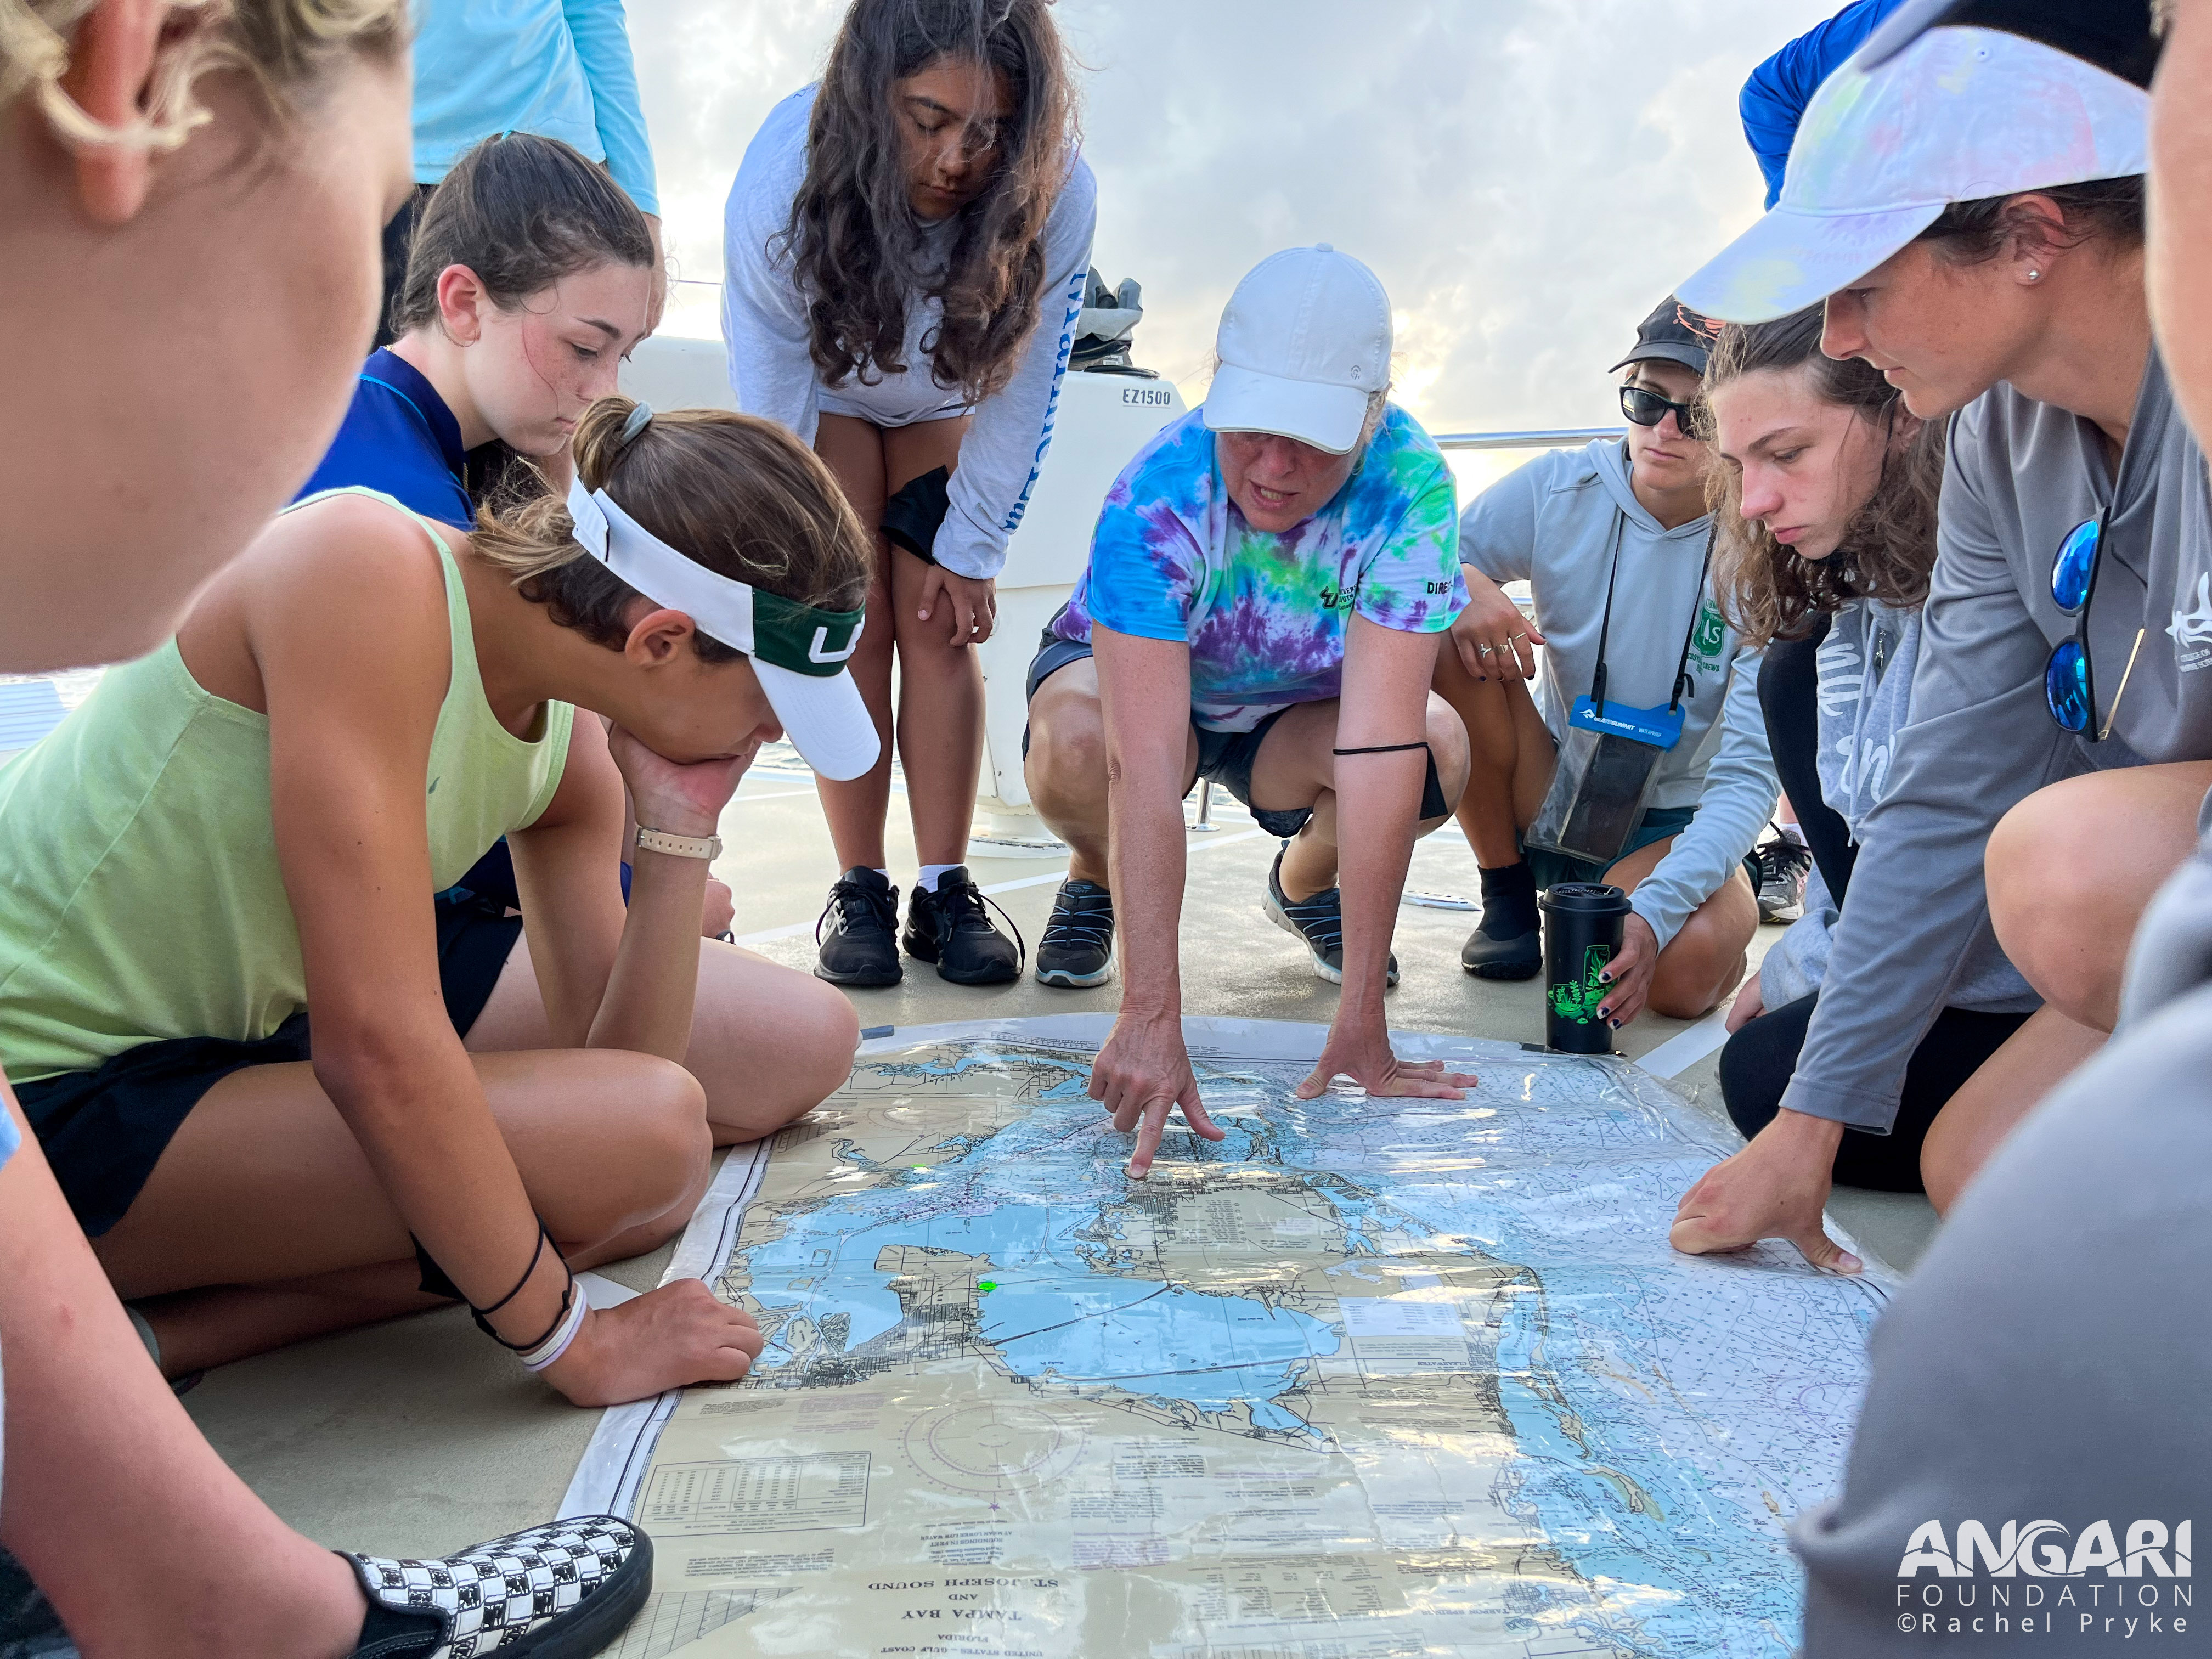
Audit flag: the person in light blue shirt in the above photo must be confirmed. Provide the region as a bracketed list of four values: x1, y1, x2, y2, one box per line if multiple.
[379, 0, 664, 343]
[1739, 0, 1904, 208]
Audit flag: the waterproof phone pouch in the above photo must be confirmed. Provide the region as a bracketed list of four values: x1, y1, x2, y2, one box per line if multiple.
[1522, 697, 1685, 867]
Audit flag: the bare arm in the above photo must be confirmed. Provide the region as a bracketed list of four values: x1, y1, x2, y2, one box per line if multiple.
[1087, 627, 1224, 1177]
[506, 716, 748, 1061]
[1298, 615, 1476, 1102]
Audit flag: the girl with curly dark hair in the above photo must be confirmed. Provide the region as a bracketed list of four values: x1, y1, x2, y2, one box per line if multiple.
[1701, 303, 2051, 1203]
[721, 0, 1093, 990]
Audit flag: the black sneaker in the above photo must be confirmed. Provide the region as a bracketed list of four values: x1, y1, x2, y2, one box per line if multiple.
[1261, 848, 1398, 988]
[904, 866, 1023, 985]
[1035, 879, 1114, 988]
[815, 867, 902, 987]
[1753, 834, 1813, 923]
[345, 1516, 651, 1657]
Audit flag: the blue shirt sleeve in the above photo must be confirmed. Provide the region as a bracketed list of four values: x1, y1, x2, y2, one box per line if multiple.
[1739, 0, 1906, 208]
[1081, 452, 1203, 645]
[562, 0, 658, 215]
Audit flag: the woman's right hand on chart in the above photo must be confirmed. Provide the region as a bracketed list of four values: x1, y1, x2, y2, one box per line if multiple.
[543, 1280, 766, 1407]
[1669, 1109, 1860, 1273]
[604, 721, 754, 840]
[1091, 1012, 1227, 1180]
[1449, 568, 1542, 681]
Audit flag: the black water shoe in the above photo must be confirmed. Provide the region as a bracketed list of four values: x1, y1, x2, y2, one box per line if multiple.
[1462, 861, 1543, 980]
[904, 867, 1022, 985]
[1035, 879, 1114, 988]
[815, 867, 902, 987]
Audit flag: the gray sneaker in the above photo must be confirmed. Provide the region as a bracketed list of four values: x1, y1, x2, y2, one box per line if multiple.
[1261, 849, 1398, 987]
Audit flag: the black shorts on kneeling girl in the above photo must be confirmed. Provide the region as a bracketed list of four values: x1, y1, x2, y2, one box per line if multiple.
[14, 890, 523, 1238]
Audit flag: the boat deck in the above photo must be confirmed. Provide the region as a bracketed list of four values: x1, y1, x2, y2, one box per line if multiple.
[179, 758, 1938, 1560]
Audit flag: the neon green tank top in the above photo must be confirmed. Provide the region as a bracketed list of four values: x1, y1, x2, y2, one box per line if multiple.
[0, 489, 575, 1082]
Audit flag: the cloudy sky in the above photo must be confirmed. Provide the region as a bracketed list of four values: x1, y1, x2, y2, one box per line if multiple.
[630, 0, 1836, 488]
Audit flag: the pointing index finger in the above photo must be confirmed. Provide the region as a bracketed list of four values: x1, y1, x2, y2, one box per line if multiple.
[1126, 1097, 1170, 1180]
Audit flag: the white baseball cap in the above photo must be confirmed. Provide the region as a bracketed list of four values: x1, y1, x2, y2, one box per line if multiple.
[1675, 25, 2148, 325]
[1203, 245, 1391, 455]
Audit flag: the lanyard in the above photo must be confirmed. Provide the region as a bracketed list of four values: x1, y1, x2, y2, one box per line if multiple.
[1589, 518, 1717, 720]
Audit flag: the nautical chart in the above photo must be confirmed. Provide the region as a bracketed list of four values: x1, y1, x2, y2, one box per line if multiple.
[563, 1015, 1892, 1657]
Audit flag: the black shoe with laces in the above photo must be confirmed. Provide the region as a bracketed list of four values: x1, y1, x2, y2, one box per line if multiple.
[904, 866, 1023, 985]
[1753, 834, 1813, 923]
[1261, 848, 1398, 988]
[815, 867, 902, 987]
[1035, 879, 1114, 988]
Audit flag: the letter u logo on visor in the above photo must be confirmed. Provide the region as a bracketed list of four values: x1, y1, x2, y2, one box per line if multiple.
[809, 624, 860, 664]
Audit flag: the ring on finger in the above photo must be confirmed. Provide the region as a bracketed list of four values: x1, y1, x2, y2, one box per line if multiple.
[1476, 642, 1494, 656]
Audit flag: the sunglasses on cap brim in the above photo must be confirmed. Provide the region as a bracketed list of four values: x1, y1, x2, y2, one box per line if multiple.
[565, 478, 865, 677]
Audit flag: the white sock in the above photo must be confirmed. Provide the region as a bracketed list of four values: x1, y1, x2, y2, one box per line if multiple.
[1778, 822, 1807, 848]
[874, 867, 893, 885]
[916, 863, 960, 893]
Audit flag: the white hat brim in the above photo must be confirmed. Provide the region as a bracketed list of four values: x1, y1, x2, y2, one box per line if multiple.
[1202, 364, 1370, 455]
[1675, 199, 1945, 325]
[755, 660, 879, 782]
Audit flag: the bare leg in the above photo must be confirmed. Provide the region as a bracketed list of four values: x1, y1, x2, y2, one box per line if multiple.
[1987, 760, 2212, 1032]
[92, 1047, 713, 1373]
[465, 933, 859, 1146]
[1025, 658, 1201, 888]
[1918, 1005, 2108, 1214]
[0, 1094, 370, 1659]
[1431, 635, 1554, 866]
[1251, 695, 1472, 902]
[883, 417, 984, 868]
[811, 414, 897, 873]
[1601, 834, 1760, 1020]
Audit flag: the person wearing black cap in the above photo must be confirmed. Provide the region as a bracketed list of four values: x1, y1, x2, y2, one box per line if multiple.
[1435, 298, 1776, 1028]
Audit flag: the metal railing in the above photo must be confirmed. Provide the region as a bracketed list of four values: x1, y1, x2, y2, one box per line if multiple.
[1431, 427, 1623, 451]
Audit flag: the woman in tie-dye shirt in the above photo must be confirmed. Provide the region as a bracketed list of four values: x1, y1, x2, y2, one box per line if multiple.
[1022, 245, 1474, 1181]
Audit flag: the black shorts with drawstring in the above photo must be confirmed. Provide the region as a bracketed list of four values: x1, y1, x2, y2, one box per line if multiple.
[1022, 629, 1448, 839]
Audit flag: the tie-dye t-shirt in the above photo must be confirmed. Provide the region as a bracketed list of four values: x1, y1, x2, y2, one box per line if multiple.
[1052, 405, 1464, 731]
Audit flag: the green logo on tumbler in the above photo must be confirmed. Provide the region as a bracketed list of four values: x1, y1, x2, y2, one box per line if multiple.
[1547, 944, 1612, 1024]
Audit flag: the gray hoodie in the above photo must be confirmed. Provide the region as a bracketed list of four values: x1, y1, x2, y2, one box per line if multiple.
[1462, 439, 1779, 951]
[1786, 350, 2212, 1132]
[1758, 600, 2037, 1012]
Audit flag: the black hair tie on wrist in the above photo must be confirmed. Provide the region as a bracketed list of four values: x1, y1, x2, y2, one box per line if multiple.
[1332, 741, 1431, 755]
[416, 1220, 577, 1351]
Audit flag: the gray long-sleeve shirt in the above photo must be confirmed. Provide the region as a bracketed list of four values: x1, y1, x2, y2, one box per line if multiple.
[1782, 349, 2212, 1132]
[1462, 440, 1779, 952]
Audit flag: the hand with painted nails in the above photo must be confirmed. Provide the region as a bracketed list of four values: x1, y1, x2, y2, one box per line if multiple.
[1591, 913, 1661, 1030]
[1669, 1109, 1861, 1274]
[1090, 1010, 1229, 1179]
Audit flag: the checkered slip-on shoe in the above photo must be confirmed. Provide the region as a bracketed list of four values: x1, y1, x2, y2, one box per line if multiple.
[345, 1517, 651, 1657]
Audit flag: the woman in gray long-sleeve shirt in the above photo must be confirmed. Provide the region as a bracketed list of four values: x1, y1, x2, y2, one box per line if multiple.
[1666, 21, 2212, 1272]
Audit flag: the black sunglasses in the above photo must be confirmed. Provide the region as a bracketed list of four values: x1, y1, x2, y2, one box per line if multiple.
[1619, 383, 1711, 441]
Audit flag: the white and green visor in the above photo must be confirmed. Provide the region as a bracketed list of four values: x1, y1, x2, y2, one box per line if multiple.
[567, 477, 879, 781]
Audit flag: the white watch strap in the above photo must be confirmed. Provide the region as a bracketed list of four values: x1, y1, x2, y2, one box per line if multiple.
[634, 826, 723, 860]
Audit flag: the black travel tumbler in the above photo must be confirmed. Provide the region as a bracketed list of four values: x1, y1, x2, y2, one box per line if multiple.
[1541, 882, 1633, 1054]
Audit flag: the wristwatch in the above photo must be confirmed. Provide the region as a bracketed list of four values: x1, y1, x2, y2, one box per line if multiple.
[633, 826, 723, 861]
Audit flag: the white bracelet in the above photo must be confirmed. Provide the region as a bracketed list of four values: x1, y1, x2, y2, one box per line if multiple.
[521, 1280, 590, 1373]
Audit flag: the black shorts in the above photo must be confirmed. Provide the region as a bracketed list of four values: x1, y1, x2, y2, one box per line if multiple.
[14, 890, 523, 1238]
[1024, 631, 1448, 839]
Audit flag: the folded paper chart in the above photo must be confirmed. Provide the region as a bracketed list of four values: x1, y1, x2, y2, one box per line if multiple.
[564, 1015, 1891, 1657]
